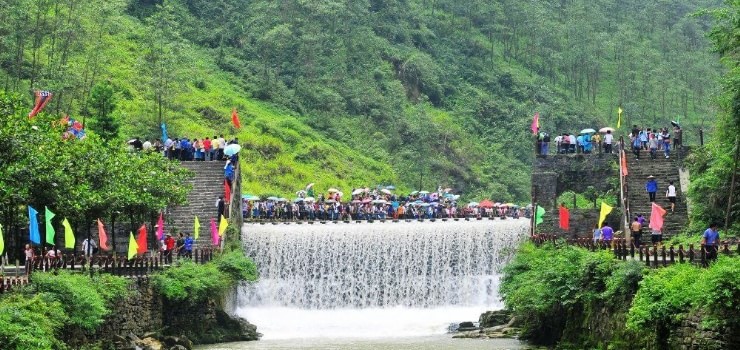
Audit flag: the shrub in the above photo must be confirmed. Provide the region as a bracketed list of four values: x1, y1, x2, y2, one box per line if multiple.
[213, 250, 258, 283]
[152, 260, 232, 303]
[0, 294, 65, 350]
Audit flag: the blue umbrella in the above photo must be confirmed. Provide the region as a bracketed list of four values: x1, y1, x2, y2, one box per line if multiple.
[392, 201, 400, 209]
[224, 144, 242, 156]
[386, 185, 396, 190]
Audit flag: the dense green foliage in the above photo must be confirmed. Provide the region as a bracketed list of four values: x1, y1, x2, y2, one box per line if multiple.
[688, 1, 740, 235]
[0, 272, 129, 350]
[152, 249, 258, 303]
[0, 0, 723, 201]
[502, 242, 740, 348]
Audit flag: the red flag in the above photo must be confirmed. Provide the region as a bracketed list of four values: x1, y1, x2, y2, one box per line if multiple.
[649, 202, 667, 231]
[621, 150, 629, 176]
[231, 108, 241, 129]
[136, 224, 148, 254]
[156, 212, 164, 240]
[28, 90, 53, 118]
[559, 205, 570, 231]
[531, 112, 540, 135]
[224, 180, 231, 201]
[97, 219, 109, 251]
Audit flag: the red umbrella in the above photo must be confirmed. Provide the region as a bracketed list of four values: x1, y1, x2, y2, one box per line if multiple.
[362, 198, 372, 203]
[479, 199, 495, 209]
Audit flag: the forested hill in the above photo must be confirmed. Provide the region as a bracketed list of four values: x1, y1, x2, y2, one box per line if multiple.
[0, 0, 723, 201]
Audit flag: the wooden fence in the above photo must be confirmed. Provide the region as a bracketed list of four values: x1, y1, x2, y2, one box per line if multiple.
[532, 234, 738, 267]
[0, 249, 214, 294]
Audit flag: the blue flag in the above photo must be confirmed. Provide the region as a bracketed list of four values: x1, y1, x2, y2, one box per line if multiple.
[29, 206, 40, 244]
[161, 123, 168, 143]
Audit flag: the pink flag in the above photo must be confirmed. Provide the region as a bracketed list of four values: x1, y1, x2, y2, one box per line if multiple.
[649, 202, 667, 231]
[97, 219, 109, 251]
[210, 218, 219, 246]
[156, 212, 164, 240]
[531, 112, 540, 135]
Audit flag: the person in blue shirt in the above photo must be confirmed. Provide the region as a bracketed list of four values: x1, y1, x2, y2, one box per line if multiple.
[183, 233, 194, 259]
[645, 176, 658, 202]
[701, 223, 720, 262]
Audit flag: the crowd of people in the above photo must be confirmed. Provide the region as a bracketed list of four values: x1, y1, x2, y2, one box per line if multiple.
[536, 129, 615, 155]
[128, 135, 240, 162]
[628, 124, 682, 160]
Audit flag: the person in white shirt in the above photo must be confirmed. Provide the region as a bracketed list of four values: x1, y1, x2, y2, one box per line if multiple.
[142, 140, 153, 151]
[217, 135, 226, 160]
[666, 181, 677, 212]
[82, 238, 97, 257]
[604, 130, 614, 153]
[554, 135, 563, 154]
[568, 134, 576, 153]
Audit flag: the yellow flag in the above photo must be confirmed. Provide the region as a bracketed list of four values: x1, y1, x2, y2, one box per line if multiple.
[598, 202, 614, 228]
[127, 232, 138, 260]
[218, 215, 228, 236]
[62, 218, 75, 249]
[0, 223, 4, 256]
[617, 107, 623, 128]
[194, 216, 201, 239]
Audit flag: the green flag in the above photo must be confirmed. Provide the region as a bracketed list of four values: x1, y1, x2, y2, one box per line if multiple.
[535, 205, 546, 225]
[45, 206, 56, 245]
[62, 218, 75, 249]
[0, 223, 4, 256]
[194, 216, 201, 239]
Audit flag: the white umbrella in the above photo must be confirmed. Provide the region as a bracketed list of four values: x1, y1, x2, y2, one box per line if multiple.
[419, 191, 430, 195]
[224, 144, 242, 156]
[328, 188, 340, 193]
[305, 197, 315, 202]
[599, 127, 615, 133]
[380, 189, 392, 195]
[580, 128, 597, 134]
[352, 189, 364, 195]
[468, 202, 479, 207]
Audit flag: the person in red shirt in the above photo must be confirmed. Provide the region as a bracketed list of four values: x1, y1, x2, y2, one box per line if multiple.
[164, 233, 176, 264]
[203, 137, 212, 161]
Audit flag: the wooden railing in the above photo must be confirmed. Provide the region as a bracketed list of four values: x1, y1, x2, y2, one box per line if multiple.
[532, 234, 738, 267]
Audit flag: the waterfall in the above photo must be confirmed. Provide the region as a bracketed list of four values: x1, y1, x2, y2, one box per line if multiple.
[236, 220, 528, 339]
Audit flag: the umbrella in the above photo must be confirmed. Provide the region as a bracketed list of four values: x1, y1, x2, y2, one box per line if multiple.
[224, 144, 242, 156]
[419, 191, 430, 195]
[494, 202, 502, 207]
[468, 202, 479, 207]
[328, 188, 340, 193]
[266, 196, 279, 201]
[385, 185, 396, 190]
[372, 199, 387, 204]
[420, 203, 431, 207]
[505, 203, 516, 207]
[580, 128, 597, 134]
[671, 121, 681, 128]
[392, 201, 400, 209]
[277, 198, 287, 202]
[352, 189, 365, 195]
[410, 191, 419, 195]
[351, 199, 362, 204]
[599, 127, 615, 133]
[293, 198, 304, 203]
[362, 198, 372, 203]
[242, 194, 260, 201]
[380, 189, 392, 195]
[443, 188, 452, 193]
[296, 190, 306, 195]
[127, 139, 137, 144]
[306, 183, 315, 189]
[325, 199, 336, 204]
[337, 192, 344, 197]
[305, 197, 315, 202]
[479, 199, 495, 208]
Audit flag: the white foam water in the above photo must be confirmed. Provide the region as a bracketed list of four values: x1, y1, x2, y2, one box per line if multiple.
[236, 220, 528, 340]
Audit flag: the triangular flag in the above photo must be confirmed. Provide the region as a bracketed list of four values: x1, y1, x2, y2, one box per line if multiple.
[45, 206, 56, 245]
[617, 107, 623, 129]
[62, 218, 75, 249]
[621, 150, 629, 176]
[194, 216, 201, 239]
[29, 206, 40, 245]
[98, 219, 109, 251]
[28, 90, 53, 118]
[210, 218, 220, 246]
[231, 108, 241, 129]
[649, 202, 667, 231]
[559, 205, 570, 230]
[224, 180, 231, 201]
[156, 213, 164, 240]
[0, 223, 4, 256]
[127, 232, 138, 260]
[136, 224, 148, 255]
[598, 202, 614, 228]
[219, 215, 228, 236]
[160, 123, 168, 143]
[531, 112, 540, 135]
[535, 205, 546, 225]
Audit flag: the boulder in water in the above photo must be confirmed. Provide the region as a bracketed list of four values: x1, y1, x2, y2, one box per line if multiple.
[479, 310, 512, 328]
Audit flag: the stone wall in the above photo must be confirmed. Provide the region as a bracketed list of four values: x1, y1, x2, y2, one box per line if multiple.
[669, 311, 739, 350]
[532, 154, 620, 236]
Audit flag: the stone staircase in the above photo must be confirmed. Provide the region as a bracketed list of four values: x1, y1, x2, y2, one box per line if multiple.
[167, 162, 227, 247]
[624, 147, 689, 239]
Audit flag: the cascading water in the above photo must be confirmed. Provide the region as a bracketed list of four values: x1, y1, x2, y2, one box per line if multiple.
[236, 220, 528, 339]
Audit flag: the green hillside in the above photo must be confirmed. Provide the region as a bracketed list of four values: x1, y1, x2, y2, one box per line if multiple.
[0, 0, 723, 201]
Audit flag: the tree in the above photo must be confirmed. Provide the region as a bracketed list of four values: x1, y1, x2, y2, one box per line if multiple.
[88, 82, 119, 141]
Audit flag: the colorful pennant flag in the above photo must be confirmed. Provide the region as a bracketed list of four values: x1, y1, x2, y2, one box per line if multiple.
[231, 108, 241, 129]
[535, 205, 546, 225]
[218, 215, 228, 236]
[194, 216, 201, 239]
[45, 206, 56, 245]
[649, 202, 667, 231]
[63, 218, 75, 249]
[127, 232, 138, 260]
[559, 205, 570, 231]
[29, 206, 40, 245]
[28, 90, 53, 118]
[98, 219, 109, 251]
[224, 180, 231, 201]
[210, 218, 219, 246]
[531, 112, 540, 135]
[160, 123, 168, 143]
[617, 107, 623, 129]
[621, 150, 629, 176]
[156, 213, 164, 241]
[0, 223, 4, 256]
[598, 202, 614, 228]
[136, 224, 148, 255]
